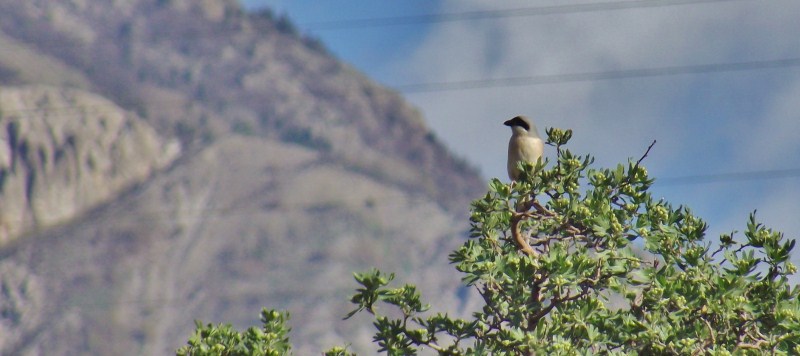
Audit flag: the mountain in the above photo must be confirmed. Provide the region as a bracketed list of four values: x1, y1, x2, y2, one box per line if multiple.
[0, 0, 485, 354]
[0, 86, 181, 245]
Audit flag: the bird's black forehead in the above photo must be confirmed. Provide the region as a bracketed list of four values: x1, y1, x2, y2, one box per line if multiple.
[503, 116, 530, 131]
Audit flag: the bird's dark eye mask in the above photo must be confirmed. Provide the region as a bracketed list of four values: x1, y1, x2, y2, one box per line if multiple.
[504, 116, 530, 131]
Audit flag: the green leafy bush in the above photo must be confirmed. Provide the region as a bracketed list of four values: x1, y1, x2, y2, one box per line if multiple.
[178, 128, 799, 355]
[176, 309, 291, 356]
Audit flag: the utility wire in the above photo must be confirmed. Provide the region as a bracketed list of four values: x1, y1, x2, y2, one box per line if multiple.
[658, 167, 800, 186]
[302, 0, 749, 30]
[0, 0, 792, 312]
[0, 57, 797, 105]
[394, 57, 800, 93]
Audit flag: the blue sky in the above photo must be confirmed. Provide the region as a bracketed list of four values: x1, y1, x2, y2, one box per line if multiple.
[241, 0, 800, 267]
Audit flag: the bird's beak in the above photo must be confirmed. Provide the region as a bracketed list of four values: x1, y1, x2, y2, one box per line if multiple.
[503, 119, 514, 126]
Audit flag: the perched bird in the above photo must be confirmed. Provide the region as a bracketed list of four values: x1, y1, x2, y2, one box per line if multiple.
[504, 115, 544, 181]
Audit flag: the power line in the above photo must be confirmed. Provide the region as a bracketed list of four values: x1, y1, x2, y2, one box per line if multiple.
[394, 57, 800, 93]
[658, 168, 800, 186]
[302, 0, 749, 30]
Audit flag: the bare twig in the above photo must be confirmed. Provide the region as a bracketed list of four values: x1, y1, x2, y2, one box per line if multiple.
[693, 318, 716, 356]
[532, 201, 556, 217]
[736, 340, 769, 350]
[527, 287, 591, 332]
[424, 341, 446, 353]
[635, 140, 657, 168]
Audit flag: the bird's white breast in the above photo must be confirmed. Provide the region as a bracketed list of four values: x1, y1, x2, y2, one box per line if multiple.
[507, 134, 544, 180]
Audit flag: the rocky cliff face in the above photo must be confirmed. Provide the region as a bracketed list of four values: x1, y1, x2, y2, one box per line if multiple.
[0, 0, 486, 354]
[0, 86, 180, 244]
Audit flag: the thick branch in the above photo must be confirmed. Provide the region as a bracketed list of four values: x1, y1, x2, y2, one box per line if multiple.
[511, 213, 537, 256]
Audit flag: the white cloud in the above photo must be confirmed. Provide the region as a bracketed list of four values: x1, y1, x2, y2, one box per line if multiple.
[245, 0, 800, 262]
[394, 0, 800, 173]
[387, 0, 800, 243]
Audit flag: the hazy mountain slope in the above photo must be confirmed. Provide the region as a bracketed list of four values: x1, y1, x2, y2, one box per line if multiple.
[0, 0, 484, 212]
[1, 130, 469, 354]
[0, 0, 487, 354]
[0, 32, 91, 89]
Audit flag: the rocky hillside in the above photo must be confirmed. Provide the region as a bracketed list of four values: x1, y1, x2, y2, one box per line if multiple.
[0, 0, 483, 212]
[0, 0, 485, 354]
[0, 86, 180, 245]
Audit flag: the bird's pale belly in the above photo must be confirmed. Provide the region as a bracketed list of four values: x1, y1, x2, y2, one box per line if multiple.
[507, 136, 543, 180]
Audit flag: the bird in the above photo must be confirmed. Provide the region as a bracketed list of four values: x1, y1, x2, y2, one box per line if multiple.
[504, 115, 544, 181]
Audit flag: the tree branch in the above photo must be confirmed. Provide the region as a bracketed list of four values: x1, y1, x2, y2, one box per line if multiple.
[693, 318, 716, 356]
[635, 140, 657, 168]
[511, 213, 537, 256]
